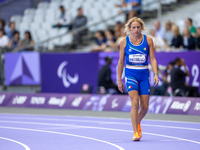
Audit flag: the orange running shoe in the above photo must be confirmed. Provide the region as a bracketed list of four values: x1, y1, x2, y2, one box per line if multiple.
[132, 132, 140, 141]
[138, 124, 142, 139]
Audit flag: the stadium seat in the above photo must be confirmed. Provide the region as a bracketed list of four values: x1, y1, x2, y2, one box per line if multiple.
[49, 28, 59, 38]
[193, 13, 200, 27]
[52, 38, 60, 47]
[49, 1, 60, 9]
[60, 33, 73, 45]
[37, 2, 49, 9]
[10, 15, 22, 22]
[30, 21, 41, 32]
[58, 28, 68, 35]
[46, 7, 56, 15]
[111, 7, 121, 16]
[161, 0, 172, 4]
[41, 22, 53, 32]
[82, 2, 92, 11]
[142, 0, 159, 11]
[33, 15, 44, 24]
[88, 26, 97, 33]
[114, 14, 126, 23]
[24, 8, 35, 16]
[45, 9, 56, 24]
[19, 22, 30, 38]
[96, 23, 107, 31]
[37, 30, 48, 48]
[22, 15, 33, 24]
[34, 8, 46, 19]
[107, 19, 115, 26]
[61, 0, 72, 10]
[37, 30, 48, 41]
[51, 0, 62, 3]
[62, 0, 73, 4]
[47, 41, 54, 50]
[175, 19, 185, 34]
[101, 9, 112, 20]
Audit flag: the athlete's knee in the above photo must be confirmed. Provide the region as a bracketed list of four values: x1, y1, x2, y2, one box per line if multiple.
[129, 92, 139, 109]
[141, 104, 148, 112]
[130, 98, 139, 109]
[131, 101, 139, 110]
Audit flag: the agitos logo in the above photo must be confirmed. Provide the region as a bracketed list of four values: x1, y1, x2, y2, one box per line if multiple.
[57, 61, 79, 88]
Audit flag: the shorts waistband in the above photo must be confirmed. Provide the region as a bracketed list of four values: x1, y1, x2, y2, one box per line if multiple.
[126, 65, 148, 69]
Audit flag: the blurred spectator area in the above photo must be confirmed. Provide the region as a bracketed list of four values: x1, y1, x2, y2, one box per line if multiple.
[2, 0, 200, 51]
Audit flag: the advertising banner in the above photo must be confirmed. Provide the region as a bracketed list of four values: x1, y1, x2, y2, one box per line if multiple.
[41, 53, 99, 93]
[3, 92, 200, 115]
[5, 93, 129, 111]
[41, 53, 98, 93]
[0, 92, 13, 106]
[7, 93, 69, 108]
[65, 94, 93, 109]
[187, 98, 200, 115]
[166, 97, 196, 115]
[122, 96, 173, 114]
[32, 93, 69, 109]
[99, 52, 200, 92]
[5, 52, 41, 85]
[7, 93, 32, 107]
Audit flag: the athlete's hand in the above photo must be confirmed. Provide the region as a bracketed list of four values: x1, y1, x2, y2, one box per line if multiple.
[154, 75, 159, 86]
[118, 81, 124, 93]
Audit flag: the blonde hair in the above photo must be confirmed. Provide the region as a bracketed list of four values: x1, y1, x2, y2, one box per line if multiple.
[125, 17, 146, 35]
[171, 25, 180, 36]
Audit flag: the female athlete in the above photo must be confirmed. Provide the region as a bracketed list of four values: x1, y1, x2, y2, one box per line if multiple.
[117, 17, 159, 141]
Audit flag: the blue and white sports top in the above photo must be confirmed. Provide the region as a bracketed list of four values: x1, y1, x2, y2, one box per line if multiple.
[125, 34, 149, 66]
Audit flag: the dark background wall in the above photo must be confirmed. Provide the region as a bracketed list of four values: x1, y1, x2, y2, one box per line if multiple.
[0, 0, 50, 22]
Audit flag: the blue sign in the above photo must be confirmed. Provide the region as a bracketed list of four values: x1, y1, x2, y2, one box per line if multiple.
[41, 53, 99, 93]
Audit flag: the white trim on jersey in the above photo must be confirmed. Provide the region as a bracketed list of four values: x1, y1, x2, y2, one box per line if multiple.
[128, 34, 144, 47]
[126, 65, 148, 69]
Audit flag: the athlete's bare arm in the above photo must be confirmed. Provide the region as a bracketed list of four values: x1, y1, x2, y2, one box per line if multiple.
[117, 38, 126, 93]
[148, 36, 159, 86]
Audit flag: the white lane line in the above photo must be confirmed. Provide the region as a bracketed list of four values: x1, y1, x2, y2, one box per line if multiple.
[1, 114, 200, 124]
[40, 127, 86, 130]
[143, 132, 200, 145]
[0, 126, 124, 150]
[0, 120, 200, 145]
[0, 117, 200, 132]
[0, 136, 31, 150]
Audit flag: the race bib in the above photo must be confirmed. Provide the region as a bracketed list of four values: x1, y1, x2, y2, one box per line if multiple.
[129, 54, 146, 64]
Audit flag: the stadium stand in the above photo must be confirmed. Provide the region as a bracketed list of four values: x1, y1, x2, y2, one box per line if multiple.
[6, 0, 186, 51]
[0, 0, 199, 52]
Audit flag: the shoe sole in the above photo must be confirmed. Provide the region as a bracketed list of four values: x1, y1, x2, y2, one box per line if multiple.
[133, 138, 140, 141]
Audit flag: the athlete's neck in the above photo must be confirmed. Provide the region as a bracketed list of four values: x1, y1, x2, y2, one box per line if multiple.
[131, 33, 142, 40]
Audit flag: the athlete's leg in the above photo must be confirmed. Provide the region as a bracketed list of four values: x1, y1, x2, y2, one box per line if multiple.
[137, 70, 150, 139]
[138, 95, 149, 123]
[138, 71, 150, 123]
[129, 90, 139, 134]
[125, 69, 140, 140]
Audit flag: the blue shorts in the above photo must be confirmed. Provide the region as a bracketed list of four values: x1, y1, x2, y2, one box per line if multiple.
[125, 67, 150, 95]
